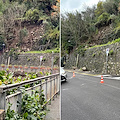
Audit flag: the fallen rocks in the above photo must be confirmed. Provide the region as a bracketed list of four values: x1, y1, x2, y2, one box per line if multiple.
[82, 67, 87, 71]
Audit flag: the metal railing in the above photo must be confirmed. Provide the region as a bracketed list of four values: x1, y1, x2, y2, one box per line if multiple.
[0, 73, 60, 113]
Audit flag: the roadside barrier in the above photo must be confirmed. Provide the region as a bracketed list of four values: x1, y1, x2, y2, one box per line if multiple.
[0, 73, 60, 115]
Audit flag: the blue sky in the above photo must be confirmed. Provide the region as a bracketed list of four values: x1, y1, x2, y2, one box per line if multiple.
[61, 0, 105, 14]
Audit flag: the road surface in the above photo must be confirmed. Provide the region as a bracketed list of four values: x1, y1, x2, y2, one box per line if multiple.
[61, 72, 120, 120]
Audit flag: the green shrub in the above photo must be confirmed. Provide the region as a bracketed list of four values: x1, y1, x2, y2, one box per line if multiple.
[114, 26, 120, 35]
[97, 12, 110, 22]
[27, 58, 30, 62]
[109, 50, 114, 55]
[42, 57, 46, 61]
[24, 48, 60, 54]
[25, 9, 40, 23]
[95, 28, 98, 35]
[54, 56, 59, 64]
[20, 28, 28, 38]
[107, 14, 117, 23]
[110, 38, 120, 44]
[78, 48, 86, 57]
[92, 53, 96, 57]
[95, 12, 110, 28]
[5, 90, 46, 120]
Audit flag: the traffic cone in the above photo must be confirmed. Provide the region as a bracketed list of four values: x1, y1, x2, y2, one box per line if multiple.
[73, 72, 75, 77]
[100, 75, 104, 83]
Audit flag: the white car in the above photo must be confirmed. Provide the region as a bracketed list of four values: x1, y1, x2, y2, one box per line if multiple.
[60, 67, 67, 81]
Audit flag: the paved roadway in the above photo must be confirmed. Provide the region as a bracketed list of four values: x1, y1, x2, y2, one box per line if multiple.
[61, 72, 120, 120]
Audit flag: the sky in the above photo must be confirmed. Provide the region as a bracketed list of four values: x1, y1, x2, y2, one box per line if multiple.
[61, 0, 105, 14]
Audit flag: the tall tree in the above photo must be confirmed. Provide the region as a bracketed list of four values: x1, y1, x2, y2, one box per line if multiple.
[103, 0, 119, 15]
[95, 1, 104, 17]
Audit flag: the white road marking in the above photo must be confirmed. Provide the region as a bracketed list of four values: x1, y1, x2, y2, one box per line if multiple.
[62, 88, 68, 91]
[68, 77, 73, 79]
[83, 77, 120, 90]
[68, 72, 120, 90]
[104, 84, 120, 90]
[81, 84, 85, 86]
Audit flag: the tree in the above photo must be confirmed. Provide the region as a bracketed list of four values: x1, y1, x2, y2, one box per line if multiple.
[103, 0, 119, 15]
[61, 11, 89, 54]
[3, 2, 26, 49]
[95, 1, 104, 17]
[25, 9, 40, 23]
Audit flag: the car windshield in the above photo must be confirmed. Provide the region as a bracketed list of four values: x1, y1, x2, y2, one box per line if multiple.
[60, 67, 65, 75]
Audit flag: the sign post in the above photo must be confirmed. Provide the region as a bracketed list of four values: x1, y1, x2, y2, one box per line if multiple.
[51, 51, 54, 74]
[106, 48, 109, 74]
[40, 56, 43, 66]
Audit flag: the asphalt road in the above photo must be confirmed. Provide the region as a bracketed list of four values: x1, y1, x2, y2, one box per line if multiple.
[61, 72, 120, 120]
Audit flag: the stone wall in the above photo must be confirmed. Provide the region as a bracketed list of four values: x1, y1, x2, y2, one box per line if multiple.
[65, 42, 120, 75]
[0, 53, 59, 67]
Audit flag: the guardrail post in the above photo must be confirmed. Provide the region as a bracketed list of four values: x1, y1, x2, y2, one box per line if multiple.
[39, 80, 42, 104]
[17, 87, 22, 113]
[55, 75, 57, 98]
[56, 75, 60, 95]
[58, 75, 60, 94]
[49, 76, 52, 105]
[0, 91, 6, 110]
[53, 76, 55, 100]
[0, 73, 59, 115]
[31, 83, 34, 95]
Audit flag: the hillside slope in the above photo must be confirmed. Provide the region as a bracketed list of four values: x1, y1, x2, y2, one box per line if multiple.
[8, 21, 45, 52]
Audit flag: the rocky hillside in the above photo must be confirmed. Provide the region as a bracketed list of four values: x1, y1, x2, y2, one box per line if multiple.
[91, 25, 113, 45]
[0, 0, 60, 53]
[8, 20, 45, 52]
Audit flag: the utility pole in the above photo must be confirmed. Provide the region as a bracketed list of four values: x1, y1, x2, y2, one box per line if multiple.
[106, 48, 109, 74]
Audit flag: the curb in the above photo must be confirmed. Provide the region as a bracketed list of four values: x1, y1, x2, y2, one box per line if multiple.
[65, 69, 120, 80]
[65, 69, 100, 76]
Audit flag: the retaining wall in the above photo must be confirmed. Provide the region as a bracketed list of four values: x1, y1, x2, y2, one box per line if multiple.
[0, 53, 59, 67]
[65, 42, 120, 75]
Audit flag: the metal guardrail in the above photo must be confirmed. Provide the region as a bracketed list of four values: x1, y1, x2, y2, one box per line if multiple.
[0, 73, 60, 113]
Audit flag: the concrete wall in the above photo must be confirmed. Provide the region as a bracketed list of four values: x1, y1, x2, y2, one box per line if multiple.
[65, 42, 120, 75]
[0, 53, 59, 67]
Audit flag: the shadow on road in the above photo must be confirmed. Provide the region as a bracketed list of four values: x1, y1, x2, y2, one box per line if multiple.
[61, 80, 68, 85]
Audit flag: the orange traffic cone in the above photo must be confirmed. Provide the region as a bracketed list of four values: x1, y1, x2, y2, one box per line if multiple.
[100, 75, 104, 83]
[73, 72, 75, 77]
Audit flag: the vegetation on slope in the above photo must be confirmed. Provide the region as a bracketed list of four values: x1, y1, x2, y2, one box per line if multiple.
[0, 0, 60, 53]
[61, 0, 120, 56]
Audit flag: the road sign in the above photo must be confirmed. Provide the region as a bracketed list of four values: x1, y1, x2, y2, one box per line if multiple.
[40, 56, 43, 66]
[40, 56, 43, 61]
[106, 48, 109, 56]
